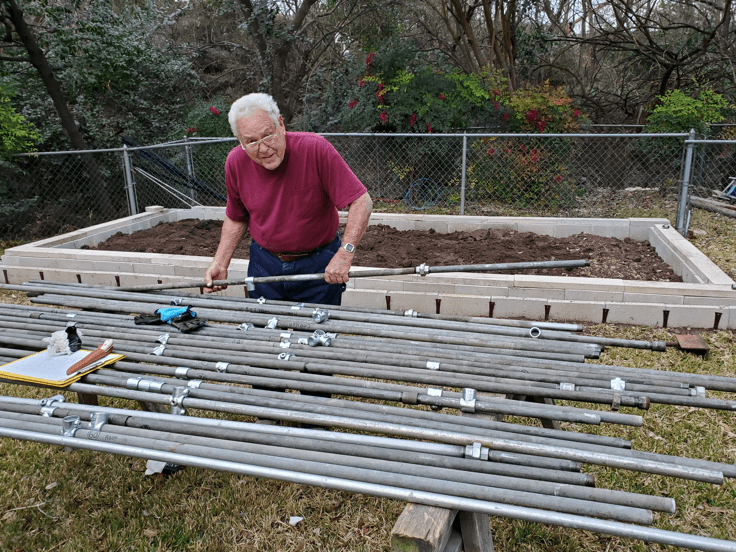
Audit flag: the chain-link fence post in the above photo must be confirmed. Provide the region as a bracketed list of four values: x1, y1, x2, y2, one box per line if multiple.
[121, 144, 138, 216]
[184, 136, 196, 202]
[460, 133, 468, 215]
[676, 129, 696, 236]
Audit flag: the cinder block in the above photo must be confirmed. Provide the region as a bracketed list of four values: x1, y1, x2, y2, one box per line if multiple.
[488, 296, 548, 320]
[564, 289, 624, 302]
[603, 302, 673, 327]
[508, 287, 566, 300]
[435, 294, 495, 317]
[403, 281, 456, 294]
[354, 278, 406, 291]
[683, 296, 736, 307]
[380, 291, 439, 314]
[543, 299, 605, 323]
[726, 308, 736, 330]
[3, 267, 48, 284]
[623, 292, 684, 305]
[454, 284, 510, 297]
[343, 289, 392, 310]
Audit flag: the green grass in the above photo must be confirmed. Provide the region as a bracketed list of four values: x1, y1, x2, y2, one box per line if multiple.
[1, 202, 735, 550]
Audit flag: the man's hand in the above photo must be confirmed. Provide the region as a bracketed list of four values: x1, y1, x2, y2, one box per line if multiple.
[324, 248, 353, 284]
[204, 263, 229, 293]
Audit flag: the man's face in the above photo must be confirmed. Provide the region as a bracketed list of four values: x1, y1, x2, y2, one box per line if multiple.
[236, 110, 286, 170]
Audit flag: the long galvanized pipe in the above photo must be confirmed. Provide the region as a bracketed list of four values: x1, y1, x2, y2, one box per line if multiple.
[111, 259, 591, 292]
[18, 281, 587, 332]
[11, 283, 664, 351]
[0, 400, 595, 486]
[27, 295, 603, 358]
[0, 414, 655, 523]
[2, 427, 735, 552]
[37, 382, 723, 483]
[0, 330, 648, 411]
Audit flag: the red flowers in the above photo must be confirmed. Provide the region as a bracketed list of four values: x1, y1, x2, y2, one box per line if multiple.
[526, 109, 538, 125]
[494, 103, 500, 110]
[488, 148, 495, 155]
[365, 52, 375, 72]
[348, 100, 358, 109]
[502, 113, 509, 121]
[573, 109, 581, 117]
[209, 106, 220, 115]
[376, 82, 386, 100]
[186, 128, 197, 134]
[438, 93, 445, 100]
[359, 79, 366, 88]
[379, 111, 388, 123]
[426, 122, 432, 133]
[491, 89, 500, 97]
[409, 113, 416, 127]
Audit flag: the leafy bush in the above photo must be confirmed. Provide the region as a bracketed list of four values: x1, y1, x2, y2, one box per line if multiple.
[0, 87, 40, 159]
[644, 89, 732, 135]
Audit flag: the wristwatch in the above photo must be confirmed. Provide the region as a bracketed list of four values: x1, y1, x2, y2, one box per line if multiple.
[342, 242, 355, 254]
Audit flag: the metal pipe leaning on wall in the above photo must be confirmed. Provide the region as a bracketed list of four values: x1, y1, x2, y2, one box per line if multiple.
[1, 424, 735, 551]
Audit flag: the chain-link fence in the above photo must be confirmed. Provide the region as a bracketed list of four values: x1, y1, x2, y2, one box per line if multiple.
[6, 131, 736, 243]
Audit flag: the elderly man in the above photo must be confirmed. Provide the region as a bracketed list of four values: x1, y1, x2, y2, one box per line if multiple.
[205, 93, 372, 305]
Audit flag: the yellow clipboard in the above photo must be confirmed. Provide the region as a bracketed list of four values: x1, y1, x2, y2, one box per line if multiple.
[0, 349, 124, 388]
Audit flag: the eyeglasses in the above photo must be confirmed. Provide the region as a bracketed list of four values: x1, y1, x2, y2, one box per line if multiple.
[241, 132, 278, 151]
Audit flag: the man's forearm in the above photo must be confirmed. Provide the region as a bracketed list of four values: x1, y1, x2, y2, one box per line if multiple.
[342, 191, 372, 247]
[211, 216, 247, 270]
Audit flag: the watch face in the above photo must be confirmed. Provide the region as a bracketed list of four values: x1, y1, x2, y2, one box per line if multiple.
[343, 243, 355, 253]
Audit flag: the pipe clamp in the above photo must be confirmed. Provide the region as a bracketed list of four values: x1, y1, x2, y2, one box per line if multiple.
[61, 415, 82, 437]
[150, 344, 166, 356]
[460, 388, 477, 413]
[257, 297, 266, 304]
[170, 387, 190, 415]
[559, 382, 575, 391]
[243, 277, 255, 291]
[157, 333, 170, 344]
[175, 367, 190, 379]
[312, 309, 329, 323]
[170, 298, 184, 306]
[41, 406, 57, 417]
[187, 380, 203, 389]
[89, 412, 109, 431]
[291, 303, 304, 310]
[40, 394, 65, 407]
[238, 322, 255, 331]
[216, 362, 229, 373]
[278, 352, 294, 361]
[404, 309, 418, 317]
[280, 341, 291, 348]
[265, 317, 279, 329]
[426, 361, 440, 370]
[611, 377, 626, 391]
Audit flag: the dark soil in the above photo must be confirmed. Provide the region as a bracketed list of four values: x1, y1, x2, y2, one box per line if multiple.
[87, 219, 681, 282]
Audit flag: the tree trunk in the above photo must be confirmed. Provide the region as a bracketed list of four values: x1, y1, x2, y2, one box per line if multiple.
[4, 0, 114, 212]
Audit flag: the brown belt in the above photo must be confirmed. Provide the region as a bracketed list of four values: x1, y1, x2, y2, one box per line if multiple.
[269, 248, 321, 262]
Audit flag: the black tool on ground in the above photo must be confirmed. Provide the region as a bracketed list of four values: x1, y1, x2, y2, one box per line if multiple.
[134, 306, 206, 333]
[64, 325, 82, 353]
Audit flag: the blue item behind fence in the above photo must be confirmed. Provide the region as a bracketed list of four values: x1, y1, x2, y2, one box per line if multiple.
[404, 178, 439, 210]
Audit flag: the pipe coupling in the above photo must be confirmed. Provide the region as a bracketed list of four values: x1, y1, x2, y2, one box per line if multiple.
[175, 367, 190, 379]
[460, 388, 477, 413]
[61, 415, 82, 437]
[312, 309, 329, 323]
[170, 387, 190, 415]
[415, 263, 429, 276]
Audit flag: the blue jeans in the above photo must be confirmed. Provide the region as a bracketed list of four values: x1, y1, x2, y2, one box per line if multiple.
[248, 233, 346, 306]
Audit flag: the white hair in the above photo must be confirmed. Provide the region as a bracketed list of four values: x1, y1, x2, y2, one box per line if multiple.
[228, 93, 281, 136]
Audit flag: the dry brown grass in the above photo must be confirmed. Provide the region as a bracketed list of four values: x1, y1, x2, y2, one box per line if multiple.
[0, 206, 735, 551]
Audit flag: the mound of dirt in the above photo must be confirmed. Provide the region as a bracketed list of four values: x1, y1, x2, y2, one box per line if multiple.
[87, 219, 681, 281]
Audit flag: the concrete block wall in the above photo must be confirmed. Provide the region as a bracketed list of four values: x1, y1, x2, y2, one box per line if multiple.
[2, 208, 735, 329]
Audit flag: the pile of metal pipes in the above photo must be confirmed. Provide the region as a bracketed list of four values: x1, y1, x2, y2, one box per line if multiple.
[0, 391, 735, 551]
[1, 283, 735, 413]
[1, 286, 736, 550]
